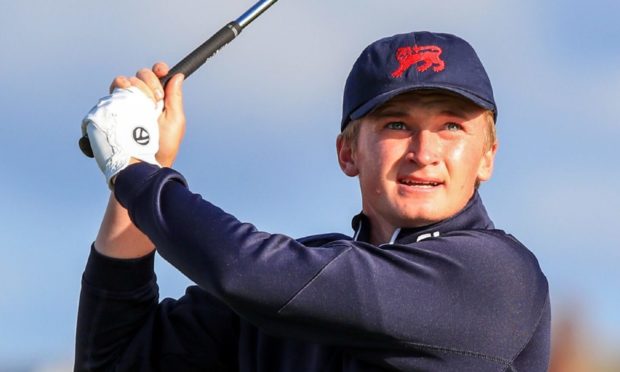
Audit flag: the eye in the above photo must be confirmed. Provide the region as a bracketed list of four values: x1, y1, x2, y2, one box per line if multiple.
[386, 121, 407, 130]
[445, 122, 463, 131]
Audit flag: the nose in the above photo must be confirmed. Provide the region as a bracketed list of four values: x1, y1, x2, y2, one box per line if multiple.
[406, 130, 440, 166]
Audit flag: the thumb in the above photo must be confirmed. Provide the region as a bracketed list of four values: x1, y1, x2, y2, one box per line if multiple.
[163, 73, 185, 118]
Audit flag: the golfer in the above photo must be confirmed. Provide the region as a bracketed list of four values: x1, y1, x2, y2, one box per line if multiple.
[75, 31, 550, 371]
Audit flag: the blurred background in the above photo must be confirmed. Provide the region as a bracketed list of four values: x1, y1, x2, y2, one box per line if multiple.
[1, 0, 618, 370]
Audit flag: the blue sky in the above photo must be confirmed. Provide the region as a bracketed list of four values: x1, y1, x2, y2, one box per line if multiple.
[1, 0, 618, 368]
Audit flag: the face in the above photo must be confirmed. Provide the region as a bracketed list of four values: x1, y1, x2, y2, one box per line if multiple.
[337, 91, 497, 232]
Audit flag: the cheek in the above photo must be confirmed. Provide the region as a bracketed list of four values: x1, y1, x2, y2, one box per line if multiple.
[359, 140, 395, 173]
[446, 141, 484, 183]
[446, 141, 469, 165]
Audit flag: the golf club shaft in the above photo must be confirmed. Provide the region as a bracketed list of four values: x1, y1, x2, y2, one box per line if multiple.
[159, 0, 278, 86]
[80, 0, 278, 158]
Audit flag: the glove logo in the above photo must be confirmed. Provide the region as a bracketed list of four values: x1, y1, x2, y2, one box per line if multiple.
[391, 45, 445, 78]
[133, 127, 150, 145]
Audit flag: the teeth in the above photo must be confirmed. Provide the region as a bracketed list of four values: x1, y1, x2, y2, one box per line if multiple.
[401, 180, 439, 186]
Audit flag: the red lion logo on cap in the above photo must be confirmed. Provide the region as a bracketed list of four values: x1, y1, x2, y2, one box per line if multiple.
[391, 45, 445, 78]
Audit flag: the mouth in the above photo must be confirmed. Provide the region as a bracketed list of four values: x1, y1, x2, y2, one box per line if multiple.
[398, 177, 444, 188]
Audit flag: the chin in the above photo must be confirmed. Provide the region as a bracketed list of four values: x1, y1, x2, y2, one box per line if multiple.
[397, 208, 445, 228]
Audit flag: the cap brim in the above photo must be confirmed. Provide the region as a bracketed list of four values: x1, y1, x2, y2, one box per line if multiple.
[348, 84, 496, 123]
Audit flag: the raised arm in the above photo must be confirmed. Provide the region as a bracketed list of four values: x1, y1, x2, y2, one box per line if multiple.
[76, 65, 228, 372]
[92, 62, 185, 260]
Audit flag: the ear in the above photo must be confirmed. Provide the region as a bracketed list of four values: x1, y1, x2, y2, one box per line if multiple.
[336, 134, 359, 177]
[476, 141, 498, 183]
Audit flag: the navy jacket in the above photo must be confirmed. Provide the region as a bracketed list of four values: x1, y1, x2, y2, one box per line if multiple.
[75, 163, 550, 371]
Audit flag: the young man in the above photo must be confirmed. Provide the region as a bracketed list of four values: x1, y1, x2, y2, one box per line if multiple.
[76, 31, 550, 371]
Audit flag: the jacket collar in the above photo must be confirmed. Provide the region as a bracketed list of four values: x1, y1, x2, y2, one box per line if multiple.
[351, 191, 495, 245]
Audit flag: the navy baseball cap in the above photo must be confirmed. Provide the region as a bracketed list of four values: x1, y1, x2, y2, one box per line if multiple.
[341, 31, 496, 131]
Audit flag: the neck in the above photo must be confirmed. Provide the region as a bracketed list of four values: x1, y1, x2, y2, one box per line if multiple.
[368, 217, 399, 245]
[352, 192, 492, 246]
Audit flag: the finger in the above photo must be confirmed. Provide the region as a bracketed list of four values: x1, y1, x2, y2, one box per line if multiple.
[128, 76, 158, 103]
[109, 75, 131, 94]
[152, 62, 170, 79]
[136, 68, 164, 102]
[163, 73, 185, 117]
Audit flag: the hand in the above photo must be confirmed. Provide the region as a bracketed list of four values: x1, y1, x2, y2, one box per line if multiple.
[82, 85, 163, 187]
[110, 63, 186, 168]
[86, 63, 185, 258]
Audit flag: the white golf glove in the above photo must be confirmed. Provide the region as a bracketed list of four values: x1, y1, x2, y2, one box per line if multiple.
[82, 86, 163, 187]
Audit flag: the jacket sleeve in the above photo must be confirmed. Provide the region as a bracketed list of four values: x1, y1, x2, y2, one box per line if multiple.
[75, 246, 239, 372]
[113, 163, 549, 363]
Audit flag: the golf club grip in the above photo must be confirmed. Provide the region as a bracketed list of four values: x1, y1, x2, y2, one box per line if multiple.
[77, 21, 243, 159]
[160, 21, 242, 87]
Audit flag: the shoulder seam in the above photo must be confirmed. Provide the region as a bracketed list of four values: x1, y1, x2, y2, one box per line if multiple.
[277, 246, 353, 314]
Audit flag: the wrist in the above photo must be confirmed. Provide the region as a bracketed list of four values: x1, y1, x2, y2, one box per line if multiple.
[95, 193, 155, 259]
[156, 156, 175, 168]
